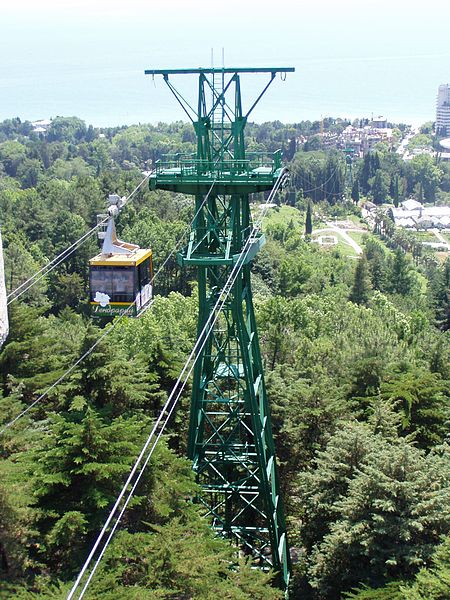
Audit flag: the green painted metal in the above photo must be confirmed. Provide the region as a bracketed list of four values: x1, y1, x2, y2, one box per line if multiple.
[146, 68, 293, 591]
[145, 67, 295, 75]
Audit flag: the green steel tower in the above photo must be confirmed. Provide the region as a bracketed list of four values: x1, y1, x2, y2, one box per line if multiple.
[344, 146, 354, 198]
[146, 67, 294, 590]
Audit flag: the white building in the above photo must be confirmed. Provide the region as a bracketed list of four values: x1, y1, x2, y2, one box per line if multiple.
[391, 202, 450, 230]
[31, 119, 52, 134]
[436, 84, 450, 136]
[401, 199, 422, 211]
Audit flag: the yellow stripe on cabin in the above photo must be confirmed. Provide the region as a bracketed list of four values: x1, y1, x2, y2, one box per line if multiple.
[90, 302, 133, 306]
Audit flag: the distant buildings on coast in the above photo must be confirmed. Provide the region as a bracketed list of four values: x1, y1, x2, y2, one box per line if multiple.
[31, 119, 52, 133]
[340, 118, 393, 156]
[314, 117, 394, 158]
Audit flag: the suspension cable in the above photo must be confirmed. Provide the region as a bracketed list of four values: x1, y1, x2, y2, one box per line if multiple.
[296, 163, 341, 195]
[6, 173, 152, 304]
[7, 228, 99, 305]
[0, 306, 134, 436]
[0, 180, 217, 436]
[67, 169, 287, 600]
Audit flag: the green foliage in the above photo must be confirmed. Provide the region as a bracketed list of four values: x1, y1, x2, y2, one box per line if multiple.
[76, 326, 160, 416]
[1, 116, 449, 599]
[345, 536, 450, 600]
[89, 518, 283, 600]
[364, 237, 388, 292]
[360, 151, 381, 195]
[401, 536, 450, 599]
[344, 581, 406, 599]
[47, 117, 88, 144]
[268, 365, 344, 478]
[0, 140, 27, 177]
[372, 366, 449, 449]
[290, 151, 344, 203]
[405, 154, 443, 202]
[0, 304, 76, 399]
[388, 249, 416, 296]
[305, 201, 313, 236]
[296, 422, 449, 599]
[28, 408, 150, 573]
[349, 256, 372, 305]
[351, 178, 360, 204]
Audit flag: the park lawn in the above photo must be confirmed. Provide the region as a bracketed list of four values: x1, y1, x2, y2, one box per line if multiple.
[346, 230, 370, 248]
[347, 213, 366, 227]
[336, 240, 360, 258]
[436, 250, 450, 263]
[261, 204, 304, 229]
[413, 230, 441, 242]
[312, 231, 360, 258]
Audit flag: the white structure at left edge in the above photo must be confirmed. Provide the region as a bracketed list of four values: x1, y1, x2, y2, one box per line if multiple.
[0, 229, 8, 348]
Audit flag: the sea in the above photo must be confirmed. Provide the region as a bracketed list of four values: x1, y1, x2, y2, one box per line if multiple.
[1, 4, 449, 129]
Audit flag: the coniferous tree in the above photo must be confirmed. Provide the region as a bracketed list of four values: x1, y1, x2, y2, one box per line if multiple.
[349, 256, 371, 305]
[297, 423, 449, 599]
[393, 174, 400, 207]
[389, 248, 415, 296]
[430, 258, 450, 331]
[401, 536, 450, 600]
[29, 408, 153, 575]
[374, 367, 449, 449]
[360, 153, 372, 194]
[343, 507, 450, 600]
[364, 237, 388, 292]
[371, 169, 389, 204]
[305, 201, 313, 237]
[351, 178, 360, 204]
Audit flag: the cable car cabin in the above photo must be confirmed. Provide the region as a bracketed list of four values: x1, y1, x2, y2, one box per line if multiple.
[89, 249, 153, 318]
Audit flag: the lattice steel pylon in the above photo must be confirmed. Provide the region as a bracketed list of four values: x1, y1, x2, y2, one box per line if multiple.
[146, 67, 294, 591]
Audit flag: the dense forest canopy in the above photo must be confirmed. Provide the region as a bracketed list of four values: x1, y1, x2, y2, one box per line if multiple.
[0, 115, 449, 599]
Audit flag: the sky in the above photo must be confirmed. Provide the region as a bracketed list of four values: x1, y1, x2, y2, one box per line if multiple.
[1, 0, 450, 126]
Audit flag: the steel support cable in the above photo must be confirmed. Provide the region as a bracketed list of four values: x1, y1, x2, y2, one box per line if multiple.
[296, 164, 340, 195]
[138, 180, 218, 317]
[0, 308, 135, 436]
[67, 169, 288, 600]
[149, 179, 217, 285]
[7, 229, 99, 306]
[0, 180, 217, 436]
[6, 173, 152, 305]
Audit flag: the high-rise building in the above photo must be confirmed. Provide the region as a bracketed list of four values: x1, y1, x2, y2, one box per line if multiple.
[436, 84, 450, 136]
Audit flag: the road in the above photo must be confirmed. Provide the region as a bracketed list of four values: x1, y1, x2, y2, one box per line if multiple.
[431, 229, 450, 250]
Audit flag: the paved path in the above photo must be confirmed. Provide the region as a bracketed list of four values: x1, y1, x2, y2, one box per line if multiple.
[431, 229, 450, 250]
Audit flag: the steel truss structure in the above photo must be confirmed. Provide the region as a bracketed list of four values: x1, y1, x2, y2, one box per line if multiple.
[147, 67, 294, 590]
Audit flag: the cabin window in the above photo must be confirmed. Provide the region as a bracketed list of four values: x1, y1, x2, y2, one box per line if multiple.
[138, 259, 151, 289]
[90, 266, 113, 300]
[112, 268, 135, 302]
[90, 266, 135, 302]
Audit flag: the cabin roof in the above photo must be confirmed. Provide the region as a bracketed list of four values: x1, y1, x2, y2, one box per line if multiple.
[89, 248, 152, 267]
